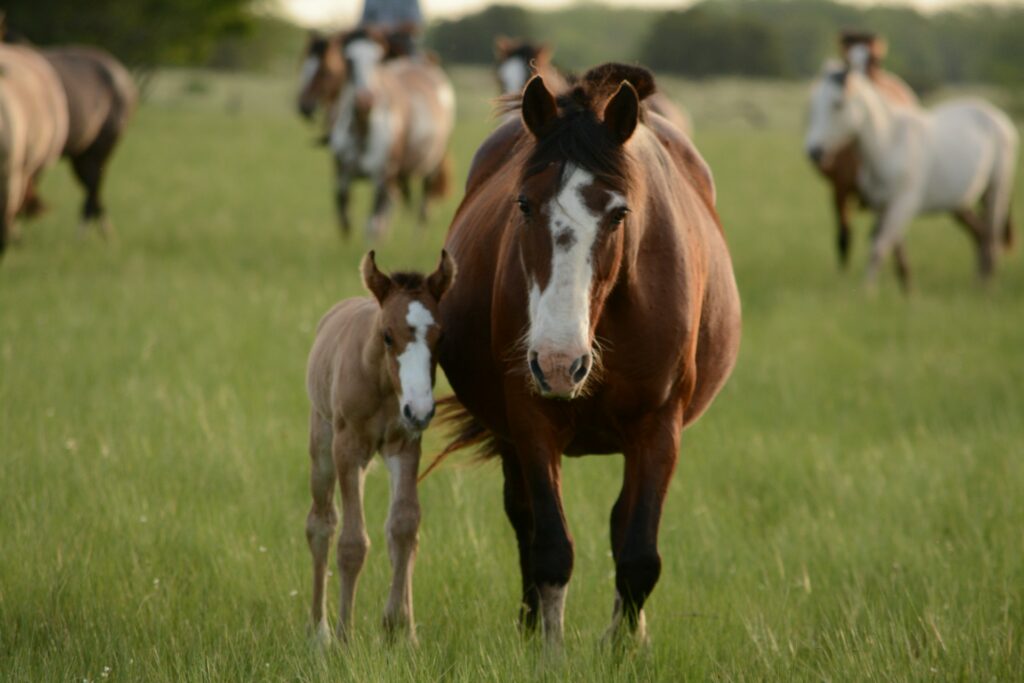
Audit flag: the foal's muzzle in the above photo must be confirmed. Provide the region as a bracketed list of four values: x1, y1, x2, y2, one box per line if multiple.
[807, 146, 825, 167]
[402, 403, 435, 432]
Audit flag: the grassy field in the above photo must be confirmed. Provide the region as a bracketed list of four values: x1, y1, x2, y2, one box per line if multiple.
[1, 66, 1022, 681]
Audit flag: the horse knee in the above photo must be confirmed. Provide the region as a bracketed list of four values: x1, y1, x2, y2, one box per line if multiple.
[306, 507, 337, 551]
[616, 550, 662, 607]
[387, 502, 420, 546]
[337, 533, 369, 573]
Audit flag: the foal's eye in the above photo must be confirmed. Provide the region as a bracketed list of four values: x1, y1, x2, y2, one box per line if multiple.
[516, 195, 530, 216]
[383, 331, 394, 347]
[609, 207, 630, 226]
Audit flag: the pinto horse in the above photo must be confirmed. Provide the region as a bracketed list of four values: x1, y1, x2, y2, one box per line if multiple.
[432, 64, 741, 645]
[328, 29, 454, 239]
[305, 250, 456, 646]
[809, 31, 918, 267]
[806, 48, 1018, 288]
[494, 38, 693, 139]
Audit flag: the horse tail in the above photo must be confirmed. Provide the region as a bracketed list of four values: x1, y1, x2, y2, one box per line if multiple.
[418, 395, 498, 482]
[424, 152, 451, 200]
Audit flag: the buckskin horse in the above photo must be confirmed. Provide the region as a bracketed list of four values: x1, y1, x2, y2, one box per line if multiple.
[428, 63, 741, 645]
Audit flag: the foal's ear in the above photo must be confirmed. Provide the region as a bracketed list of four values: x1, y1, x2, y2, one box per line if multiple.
[361, 250, 392, 303]
[522, 76, 558, 138]
[427, 250, 457, 302]
[602, 80, 640, 145]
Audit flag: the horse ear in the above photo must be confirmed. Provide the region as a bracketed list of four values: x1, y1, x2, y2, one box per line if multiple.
[522, 76, 558, 138]
[361, 251, 392, 303]
[602, 80, 640, 145]
[536, 43, 553, 64]
[427, 250, 457, 302]
[871, 37, 888, 61]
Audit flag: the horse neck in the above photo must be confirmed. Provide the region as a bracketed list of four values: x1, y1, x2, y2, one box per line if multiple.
[850, 76, 897, 172]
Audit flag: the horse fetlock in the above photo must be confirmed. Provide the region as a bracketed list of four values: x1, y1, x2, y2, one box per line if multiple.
[615, 551, 662, 610]
[538, 583, 568, 646]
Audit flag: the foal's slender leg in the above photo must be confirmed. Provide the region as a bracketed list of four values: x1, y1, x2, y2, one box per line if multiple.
[334, 432, 371, 642]
[500, 446, 540, 633]
[606, 408, 681, 645]
[382, 441, 422, 643]
[306, 412, 337, 646]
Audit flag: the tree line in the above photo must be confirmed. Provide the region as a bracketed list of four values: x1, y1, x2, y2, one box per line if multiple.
[425, 1, 1024, 92]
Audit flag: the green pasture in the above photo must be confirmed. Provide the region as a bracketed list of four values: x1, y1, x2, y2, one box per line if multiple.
[1, 67, 1022, 681]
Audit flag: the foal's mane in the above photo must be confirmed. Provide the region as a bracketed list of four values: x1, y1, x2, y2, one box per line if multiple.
[498, 63, 659, 192]
[389, 271, 427, 292]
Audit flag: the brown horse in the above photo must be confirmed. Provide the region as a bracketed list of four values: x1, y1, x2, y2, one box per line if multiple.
[431, 64, 741, 645]
[305, 250, 456, 646]
[0, 42, 67, 253]
[494, 37, 693, 138]
[810, 31, 918, 267]
[327, 29, 454, 239]
[43, 46, 137, 237]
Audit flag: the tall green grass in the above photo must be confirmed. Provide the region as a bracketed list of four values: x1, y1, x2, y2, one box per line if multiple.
[1, 67, 1021, 681]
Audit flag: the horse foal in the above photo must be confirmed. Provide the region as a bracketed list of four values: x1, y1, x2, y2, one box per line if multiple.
[304, 250, 455, 646]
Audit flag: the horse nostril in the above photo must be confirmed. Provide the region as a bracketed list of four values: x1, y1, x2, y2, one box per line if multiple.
[808, 147, 824, 165]
[570, 353, 591, 385]
[529, 352, 551, 392]
[403, 404, 413, 421]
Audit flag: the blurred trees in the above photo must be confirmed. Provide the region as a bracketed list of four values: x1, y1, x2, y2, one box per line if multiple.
[423, 0, 1024, 91]
[3, 0, 253, 67]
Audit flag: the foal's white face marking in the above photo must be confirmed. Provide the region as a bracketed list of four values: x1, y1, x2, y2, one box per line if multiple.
[527, 165, 623, 359]
[498, 57, 529, 94]
[298, 55, 320, 94]
[397, 301, 435, 427]
[345, 38, 384, 90]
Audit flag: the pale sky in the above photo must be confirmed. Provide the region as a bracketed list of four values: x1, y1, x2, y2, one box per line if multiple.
[279, 0, 1001, 27]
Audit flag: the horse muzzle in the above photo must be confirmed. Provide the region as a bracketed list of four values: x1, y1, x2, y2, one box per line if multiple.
[529, 349, 592, 399]
[298, 101, 316, 120]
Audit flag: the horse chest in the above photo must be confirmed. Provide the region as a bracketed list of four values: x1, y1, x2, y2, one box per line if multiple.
[331, 101, 395, 177]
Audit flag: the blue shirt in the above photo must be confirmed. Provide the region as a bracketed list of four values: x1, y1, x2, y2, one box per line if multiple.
[360, 0, 423, 27]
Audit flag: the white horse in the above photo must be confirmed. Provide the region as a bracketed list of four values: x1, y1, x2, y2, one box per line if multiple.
[330, 29, 455, 239]
[805, 49, 1018, 288]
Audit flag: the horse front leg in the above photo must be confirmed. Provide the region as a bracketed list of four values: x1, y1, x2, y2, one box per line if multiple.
[333, 432, 372, 642]
[833, 186, 853, 268]
[367, 179, 394, 240]
[511, 434, 573, 647]
[333, 160, 352, 238]
[866, 193, 919, 290]
[606, 406, 682, 646]
[499, 445, 540, 633]
[306, 412, 338, 647]
[381, 441, 422, 644]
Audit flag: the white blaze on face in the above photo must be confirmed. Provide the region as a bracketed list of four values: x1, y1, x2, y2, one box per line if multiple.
[528, 166, 622, 357]
[345, 38, 384, 90]
[299, 55, 320, 94]
[805, 72, 847, 158]
[397, 301, 435, 424]
[498, 57, 529, 94]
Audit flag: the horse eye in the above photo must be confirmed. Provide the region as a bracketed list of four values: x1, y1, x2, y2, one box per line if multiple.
[516, 195, 530, 216]
[610, 207, 630, 226]
[383, 331, 394, 347]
